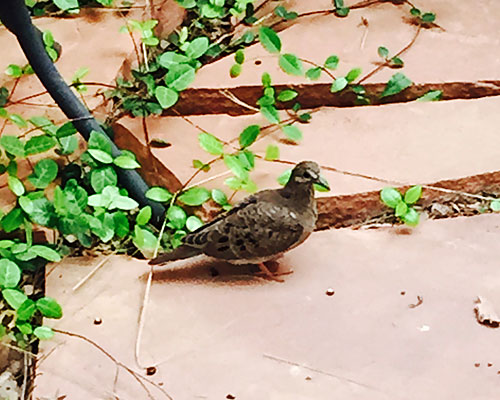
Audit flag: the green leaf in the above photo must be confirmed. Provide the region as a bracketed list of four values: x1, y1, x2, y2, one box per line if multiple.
[492, 200, 500, 211]
[179, 187, 211, 206]
[157, 51, 190, 69]
[421, 12, 436, 22]
[198, 132, 224, 155]
[59, 134, 78, 155]
[28, 159, 58, 189]
[56, 121, 77, 138]
[265, 144, 279, 161]
[234, 49, 245, 64]
[395, 201, 408, 217]
[305, 67, 322, 80]
[1, 208, 23, 233]
[279, 54, 303, 76]
[330, 77, 348, 93]
[410, 8, 421, 16]
[9, 114, 28, 128]
[91, 167, 118, 193]
[113, 155, 141, 169]
[30, 245, 61, 262]
[52, 0, 79, 11]
[260, 106, 280, 124]
[211, 189, 228, 205]
[417, 90, 442, 102]
[24, 135, 56, 155]
[145, 187, 172, 202]
[381, 72, 412, 98]
[380, 187, 402, 208]
[17, 299, 36, 320]
[186, 37, 209, 59]
[136, 206, 152, 226]
[404, 185, 422, 204]
[223, 154, 248, 180]
[165, 64, 196, 92]
[0, 259, 21, 288]
[334, 6, 349, 17]
[277, 169, 292, 186]
[5, 64, 23, 78]
[155, 86, 179, 109]
[167, 205, 187, 230]
[88, 149, 113, 164]
[109, 195, 139, 211]
[378, 46, 389, 59]
[281, 125, 303, 141]
[34, 326, 54, 340]
[186, 215, 203, 232]
[17, 321, 33, 335]
[239, 125, 260, 148]
[8, 176, 25, 197]
[258, 27, 282, 53]
[71, 66, 89, 82]
[277, 90, 298, 102]
[0, 135, 25, 157]
[324, 55, 339, 70]
[113, 211, 130, 238]
[345, 67, 362, 83]
[224, 176, 243, 190]
[132, 225, 158, 252]
[2, 289, 26, 309]
[261, 72, 272, 87]
[36, 297, 63, 318]
[390, 56, 404, 67]
[402, 207, 420, 226]
[230, 63, 242, 78]
[88, 131, 112, 153]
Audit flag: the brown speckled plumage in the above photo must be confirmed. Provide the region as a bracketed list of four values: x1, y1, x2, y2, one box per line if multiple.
[149, 161, 329, 268]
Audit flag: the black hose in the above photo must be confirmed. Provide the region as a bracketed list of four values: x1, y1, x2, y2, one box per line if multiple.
[0, 0, 166, 226]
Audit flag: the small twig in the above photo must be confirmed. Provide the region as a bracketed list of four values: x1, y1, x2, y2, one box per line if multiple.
[72, 256, 111, 291]
[359, 17, 369, 49]
[181, 157, 221, 190]
[358, 24, 422, 84]
[299, 58, 336, 80]
[184, 170, 233, 191]
[408, 295, 423, 309]
[53, 328, 173, 400]
[20, 352, 28, 400]
[0, 341, 37, 358]
[135, 209, 170, 370]
[263, 353, 387, 393]
[219, 89, 259, 112]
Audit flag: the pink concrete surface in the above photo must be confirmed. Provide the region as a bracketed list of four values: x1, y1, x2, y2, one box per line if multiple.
[194, 0, 500, 87]
[36, 214, 500, 399]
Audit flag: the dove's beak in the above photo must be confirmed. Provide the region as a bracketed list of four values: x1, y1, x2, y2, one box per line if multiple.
[315, 175, 330, 191]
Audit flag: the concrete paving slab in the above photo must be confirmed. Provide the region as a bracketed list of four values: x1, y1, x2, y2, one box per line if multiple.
[194, 0, 500, 88]
[119, 94, 500, 201]
[36, 214, 500, 399]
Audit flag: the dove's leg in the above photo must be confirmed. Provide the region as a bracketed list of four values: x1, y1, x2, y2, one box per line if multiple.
[255, 262, 293, 282]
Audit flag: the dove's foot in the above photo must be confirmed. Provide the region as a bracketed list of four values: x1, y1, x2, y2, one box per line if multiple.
[255, 262, 293, 282]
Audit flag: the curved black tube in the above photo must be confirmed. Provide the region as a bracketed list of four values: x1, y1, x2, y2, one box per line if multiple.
[0, 0, 165, 225]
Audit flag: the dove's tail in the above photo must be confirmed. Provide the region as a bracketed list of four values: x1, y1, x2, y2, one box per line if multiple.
[149, 245, 202, 265]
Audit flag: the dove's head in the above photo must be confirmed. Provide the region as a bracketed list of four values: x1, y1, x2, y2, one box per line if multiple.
[288, 161, 330, 190]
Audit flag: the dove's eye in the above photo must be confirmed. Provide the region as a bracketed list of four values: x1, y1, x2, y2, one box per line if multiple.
[303, 170, 317, 180]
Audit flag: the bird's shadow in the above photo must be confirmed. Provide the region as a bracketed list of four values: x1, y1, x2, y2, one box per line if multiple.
[141, 258, 290, 287]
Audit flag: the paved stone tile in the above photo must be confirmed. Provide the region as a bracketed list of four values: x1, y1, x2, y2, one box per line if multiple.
[36, 214, 500, 399]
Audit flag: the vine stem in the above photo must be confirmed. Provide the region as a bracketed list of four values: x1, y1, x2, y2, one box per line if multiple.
[358, 24, 422, 84]
[53, 328, 174, 400]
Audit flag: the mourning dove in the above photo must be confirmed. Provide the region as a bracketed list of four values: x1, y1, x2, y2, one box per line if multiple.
[149, 161, 329, 280]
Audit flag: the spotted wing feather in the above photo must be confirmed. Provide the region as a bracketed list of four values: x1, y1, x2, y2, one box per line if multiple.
[183, 197, 304, 262]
